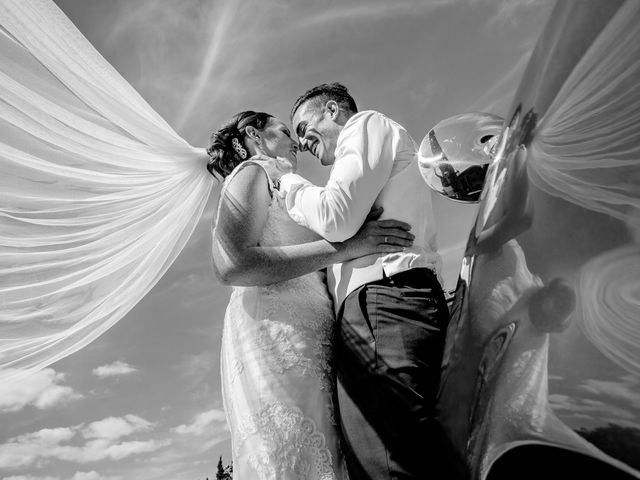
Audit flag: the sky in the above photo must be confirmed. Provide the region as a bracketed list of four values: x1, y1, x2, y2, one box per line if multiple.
[0, 1, 557, 479]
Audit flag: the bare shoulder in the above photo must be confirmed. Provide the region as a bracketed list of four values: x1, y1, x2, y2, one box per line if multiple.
[222, 162, 271, 203]
[215, 162, 272, 247]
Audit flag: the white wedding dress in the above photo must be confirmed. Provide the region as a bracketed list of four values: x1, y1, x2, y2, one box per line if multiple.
[219, 162, 346, 479]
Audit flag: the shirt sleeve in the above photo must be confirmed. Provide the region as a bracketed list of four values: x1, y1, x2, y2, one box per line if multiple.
[280, 111, 396, 242]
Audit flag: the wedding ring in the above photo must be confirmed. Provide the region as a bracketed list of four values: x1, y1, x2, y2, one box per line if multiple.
[384, 236, 388, 244]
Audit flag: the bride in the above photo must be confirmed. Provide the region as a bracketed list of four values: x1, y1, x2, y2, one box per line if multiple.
[208, 111, 414, 478]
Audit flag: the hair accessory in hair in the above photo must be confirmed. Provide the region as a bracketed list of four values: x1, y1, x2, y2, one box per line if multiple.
[231, 137, 247, 159]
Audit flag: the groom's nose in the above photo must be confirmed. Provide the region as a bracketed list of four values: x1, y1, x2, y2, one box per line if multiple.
[298, 138, 309, 152]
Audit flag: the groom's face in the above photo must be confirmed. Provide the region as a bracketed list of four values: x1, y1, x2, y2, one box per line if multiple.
[293, 102, 340, 166]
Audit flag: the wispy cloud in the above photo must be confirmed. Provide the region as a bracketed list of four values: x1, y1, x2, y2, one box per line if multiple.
[175, 351, 216, 379]
[112, 409, 230, 480]
[549, 374, 640, 429]
[70, 472, 122, 480]
[483, 0, 553, 28]
[0, 415, 168, 469]
[294, 0, 455, 29]
[549, 394, 637, 424]
[3, 476, 60, 480]
[579, 375, 640, 409]
[82, 415, 153, 441]
[9, 473, 127, 480]
[0, 369, 80, 413]
[467, 49, 531, 113]
[92, 361, 137, 379]
[174, 1, 241, 130]
[172, 409, 227, 436]
[409, 80, 439, 111]
[0, 427, 75, 469]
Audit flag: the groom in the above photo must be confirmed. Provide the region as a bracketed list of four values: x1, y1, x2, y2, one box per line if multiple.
[273, 83, 452, 479]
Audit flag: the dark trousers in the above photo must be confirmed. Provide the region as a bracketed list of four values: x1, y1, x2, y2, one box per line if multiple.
[336, 268, 454, 480]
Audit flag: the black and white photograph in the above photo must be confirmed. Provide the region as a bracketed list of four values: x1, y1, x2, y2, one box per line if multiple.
[1, 1, 639, 479]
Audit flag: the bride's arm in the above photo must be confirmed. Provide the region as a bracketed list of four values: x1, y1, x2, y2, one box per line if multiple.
[212, 164, 412, 286]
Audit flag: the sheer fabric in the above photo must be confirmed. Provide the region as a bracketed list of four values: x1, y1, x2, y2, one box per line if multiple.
[0, 0, 216, 382]
[529, 1, 640, 231]
[528, 1, 640, 376]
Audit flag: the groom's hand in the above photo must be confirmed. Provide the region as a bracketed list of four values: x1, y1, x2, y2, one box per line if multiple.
[340, 208, 414, 260]
[364, 205, 384, 222]
[251, 154, 293, 183]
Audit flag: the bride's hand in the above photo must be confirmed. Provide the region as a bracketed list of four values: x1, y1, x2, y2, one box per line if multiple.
[250, 154, 293, 182]
[341, 208, 414, 260]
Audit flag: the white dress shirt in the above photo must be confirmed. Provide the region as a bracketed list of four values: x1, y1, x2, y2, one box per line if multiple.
[280, 110, 442, 311]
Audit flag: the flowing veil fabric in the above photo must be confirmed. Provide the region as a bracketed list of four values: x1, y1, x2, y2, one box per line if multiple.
[0, 0, 217, 382]
[529, 0, 640, 232]
[528, 1, 640, 376]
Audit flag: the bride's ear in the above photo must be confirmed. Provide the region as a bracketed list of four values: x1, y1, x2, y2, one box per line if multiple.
[245, 126, 261, 145]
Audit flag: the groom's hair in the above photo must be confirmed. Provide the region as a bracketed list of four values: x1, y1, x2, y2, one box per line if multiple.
[290, 82, 358, 120]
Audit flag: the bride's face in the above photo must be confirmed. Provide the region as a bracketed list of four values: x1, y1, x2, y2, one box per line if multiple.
[257, 118, 299, 170]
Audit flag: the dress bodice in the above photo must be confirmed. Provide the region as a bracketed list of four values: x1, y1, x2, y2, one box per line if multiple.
[259, 184, 321, 247]
[221, 160, 320, 248]
[220, 160, 329, 298]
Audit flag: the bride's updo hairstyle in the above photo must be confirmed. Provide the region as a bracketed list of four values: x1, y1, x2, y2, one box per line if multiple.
[206, 111, 273, 178]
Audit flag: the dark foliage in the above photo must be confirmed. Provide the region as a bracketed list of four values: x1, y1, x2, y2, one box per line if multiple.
[214, 455, 233, 479]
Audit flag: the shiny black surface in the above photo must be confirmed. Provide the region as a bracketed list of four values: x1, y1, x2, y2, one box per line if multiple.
[434, 1, 640, 478]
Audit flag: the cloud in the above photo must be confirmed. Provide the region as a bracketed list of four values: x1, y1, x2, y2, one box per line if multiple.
[92, 361, 137, 378]
[2, 476, 60, 480]
[53, 439, 169, 463]
[0, 415, 167, 470]
[579, 375, 640, 409]
[82, 415, 153, 441]
[0, 369, 80, 413]
[549, 387, 638, 429]
[171, 409, 227, 436]
[176, 351, 216, 378]
[174, 1, 241, 130]
[70, 472, 122, 480]
[0, 428, 75, 469]
[294, 0, 455, 29]
[409, 80, 439, 110]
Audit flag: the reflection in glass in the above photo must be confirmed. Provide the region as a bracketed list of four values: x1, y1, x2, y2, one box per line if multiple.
[432, 1, 640, 479]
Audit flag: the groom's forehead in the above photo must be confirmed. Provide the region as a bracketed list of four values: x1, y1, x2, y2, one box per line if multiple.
[292, 104, 311, 134]
[293, 103, 320, 132]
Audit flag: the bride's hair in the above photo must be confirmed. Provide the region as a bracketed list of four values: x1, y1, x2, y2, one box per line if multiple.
[206, 111, 273, 178]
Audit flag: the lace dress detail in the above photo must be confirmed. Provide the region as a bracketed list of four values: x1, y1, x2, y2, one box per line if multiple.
[240, 403, 335, 480]
[218, 162, 345, 479]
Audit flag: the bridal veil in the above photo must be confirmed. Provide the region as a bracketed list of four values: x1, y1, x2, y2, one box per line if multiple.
[0, 0, 217, 382]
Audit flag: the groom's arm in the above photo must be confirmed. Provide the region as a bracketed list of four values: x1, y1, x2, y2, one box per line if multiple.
[280, 111, 395, 242]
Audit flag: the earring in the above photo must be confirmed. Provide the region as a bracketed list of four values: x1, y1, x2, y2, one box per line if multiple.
[231, 137, 247, 159]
